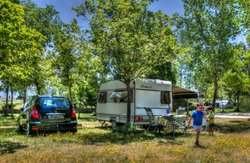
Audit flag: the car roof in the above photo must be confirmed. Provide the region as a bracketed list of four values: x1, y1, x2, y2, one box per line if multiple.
[31, 95, 68, 98]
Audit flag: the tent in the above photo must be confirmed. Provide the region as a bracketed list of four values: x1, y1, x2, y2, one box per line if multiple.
[172, 85, 198, 115]
[172, 85, 198, 99]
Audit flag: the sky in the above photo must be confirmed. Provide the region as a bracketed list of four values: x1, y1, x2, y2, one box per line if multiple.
[30, 0, 184, 29]
[30, 0, 245, 43]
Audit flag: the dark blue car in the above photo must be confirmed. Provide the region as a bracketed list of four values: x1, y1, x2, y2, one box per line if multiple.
[17, 95, 77, 136]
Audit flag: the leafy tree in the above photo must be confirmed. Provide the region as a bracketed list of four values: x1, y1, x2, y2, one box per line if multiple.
[74, 0, 178, 125]
[0, 0, 44, 115]
[146, 61, 178, 84]
[21, 1, 63, 95]
[51, 19, 80, 101]
[73, 44, 101, 109]
[221, 43, 249, 110]
[180, 0, 241, 108]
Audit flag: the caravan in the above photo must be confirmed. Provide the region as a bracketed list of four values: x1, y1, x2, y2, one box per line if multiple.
[96, 78, 172, 126]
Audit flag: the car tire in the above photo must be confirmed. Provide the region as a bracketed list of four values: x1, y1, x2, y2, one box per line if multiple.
[17, 122, 23, 133]
[72, 129, 77, 135]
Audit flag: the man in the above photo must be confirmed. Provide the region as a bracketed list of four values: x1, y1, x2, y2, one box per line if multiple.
[187, 104, 207, 147]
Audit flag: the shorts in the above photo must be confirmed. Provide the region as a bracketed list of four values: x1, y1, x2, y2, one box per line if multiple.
[193, 125, 202, 131]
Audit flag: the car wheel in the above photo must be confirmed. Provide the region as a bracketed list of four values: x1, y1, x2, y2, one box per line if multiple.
[72, 129, 77, 135]
[17, 122, 23, 133]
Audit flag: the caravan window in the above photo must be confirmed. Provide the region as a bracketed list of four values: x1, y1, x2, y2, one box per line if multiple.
[161, 91, 171, 104]
[99, 92, 107, 103]
[109, 90, 133, 103]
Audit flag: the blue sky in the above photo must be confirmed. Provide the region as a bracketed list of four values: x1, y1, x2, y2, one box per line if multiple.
[30, 0, 184, 29]
[30, 0, 245, 43]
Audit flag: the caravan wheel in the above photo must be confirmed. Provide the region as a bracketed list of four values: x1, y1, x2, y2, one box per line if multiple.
[111, 120, 117, 129]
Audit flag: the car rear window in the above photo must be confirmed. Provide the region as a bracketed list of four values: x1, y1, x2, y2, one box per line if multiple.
[39, 97, 71, 110]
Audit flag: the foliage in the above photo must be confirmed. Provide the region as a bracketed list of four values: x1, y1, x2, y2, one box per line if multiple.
[73, 0, 179, 124]
[74, 0, 178, 81]
[146, 61, 179, 84]
[179, 0, 242, 107]
[0, 0, 45, 115]
[20, 1, 63, 95]
[0, 0, 45, 81]
[50, 22, 78, 100]
[22, 1, 62, 46]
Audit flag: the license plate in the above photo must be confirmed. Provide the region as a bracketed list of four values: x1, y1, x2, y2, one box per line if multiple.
[48, 114, 64, 120]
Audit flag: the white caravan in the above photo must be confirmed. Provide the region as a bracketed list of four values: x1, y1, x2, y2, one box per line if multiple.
[96, 78, 172, 126]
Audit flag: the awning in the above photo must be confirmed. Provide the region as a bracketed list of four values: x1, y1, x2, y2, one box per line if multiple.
[173, 85, 198, 99]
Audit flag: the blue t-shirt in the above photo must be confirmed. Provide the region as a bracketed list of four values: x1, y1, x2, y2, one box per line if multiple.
[191, 110, 204, 126]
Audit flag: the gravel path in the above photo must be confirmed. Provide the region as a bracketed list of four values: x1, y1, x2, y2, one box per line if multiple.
[215, 113, 250, 119]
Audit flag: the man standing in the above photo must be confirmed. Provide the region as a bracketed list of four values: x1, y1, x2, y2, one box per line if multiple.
[187, 104, 206, 147]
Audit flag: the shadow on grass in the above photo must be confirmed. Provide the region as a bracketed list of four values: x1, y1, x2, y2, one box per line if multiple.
[77, 117, 97, 122]
[0, 141, 28, 155]
[215, 121, 250, 133]
[0, 126, 17, 137]
[0, 122, 16, 127]
[71, 127, 187, 145]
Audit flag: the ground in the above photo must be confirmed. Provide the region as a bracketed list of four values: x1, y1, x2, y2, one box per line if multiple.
[0, 113, 250, 162]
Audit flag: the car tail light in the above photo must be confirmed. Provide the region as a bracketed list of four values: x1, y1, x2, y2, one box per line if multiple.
[31, 106, 40, 119]
[71, 107, 76, 118]
[32, 127, 39, 131]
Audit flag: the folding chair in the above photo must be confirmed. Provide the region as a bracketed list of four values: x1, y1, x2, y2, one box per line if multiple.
[163, 115, 187, 136]
[145, 107, 162, 133]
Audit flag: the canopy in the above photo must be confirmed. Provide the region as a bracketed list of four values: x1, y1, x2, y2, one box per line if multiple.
[172, 85, 198, 99]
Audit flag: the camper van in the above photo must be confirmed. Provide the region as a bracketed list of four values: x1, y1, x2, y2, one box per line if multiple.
[96, 78, 172, 126]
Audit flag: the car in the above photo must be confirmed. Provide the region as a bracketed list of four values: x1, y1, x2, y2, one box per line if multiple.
[216, 99, 234, 108]
[17, 95, 77, 136]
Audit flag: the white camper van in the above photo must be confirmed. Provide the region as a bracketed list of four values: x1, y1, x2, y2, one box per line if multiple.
[96, 78, 172, 126]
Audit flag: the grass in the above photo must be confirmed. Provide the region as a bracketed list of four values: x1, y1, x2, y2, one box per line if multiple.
[0, 100, 23, 113]
[0, 114, 250, 162]
[215, 107, 239, 113]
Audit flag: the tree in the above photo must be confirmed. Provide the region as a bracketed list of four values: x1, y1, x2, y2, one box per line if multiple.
[0, 0, 44, 115]
[74, 46, 102, 109]
[74, 0, 178, 126]
[21, 1, 63, 95]
[146, 61, 178, 84]
[51, 19, 80, 102]
[180, 0, 241, 108]
[221, 43, 249, 110]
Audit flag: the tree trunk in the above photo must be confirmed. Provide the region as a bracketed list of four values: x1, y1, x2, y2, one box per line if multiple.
[23, 88, 27, 104]
[35, 79, 41, 95]
[69, 84, 73, 103]
[125, 81, 131, 129]
[4, 86, 9, 116]
[236, 94, 240, 111]
[10, 87, 14, 119]
[212, 77, 218, 111]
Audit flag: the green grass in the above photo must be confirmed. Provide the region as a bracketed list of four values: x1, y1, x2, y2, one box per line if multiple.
[215, 107, 238, 113]
[0, 100, 23, 111]
[0, 114, 250, 162]
[77, 112, 96, 120]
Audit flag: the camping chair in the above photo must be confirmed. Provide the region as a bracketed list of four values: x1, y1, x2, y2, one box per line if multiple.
[145, 107, 163, 133]
[163, 115, 187, 136]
